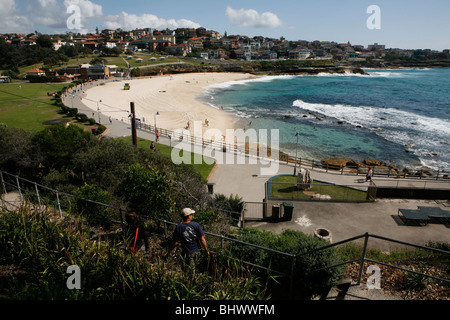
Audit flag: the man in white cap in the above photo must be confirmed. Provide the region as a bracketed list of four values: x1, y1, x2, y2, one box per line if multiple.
[168, 208, 209, 274]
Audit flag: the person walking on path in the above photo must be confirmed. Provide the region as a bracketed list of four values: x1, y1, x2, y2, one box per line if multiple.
[124, 212, 150, 255]
[366, 167, 373, 182]
[167, 208, 209, 274]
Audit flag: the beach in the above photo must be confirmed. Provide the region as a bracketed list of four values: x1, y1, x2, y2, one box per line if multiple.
[82, 73, 255, 137]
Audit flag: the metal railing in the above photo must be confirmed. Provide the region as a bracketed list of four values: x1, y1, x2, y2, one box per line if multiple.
[130, 121, 450, 181]
[1, 170, 449, 299]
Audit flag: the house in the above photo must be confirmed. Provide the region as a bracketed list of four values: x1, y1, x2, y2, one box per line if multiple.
[79, 64, 111, 81]
[26, 68, 46, 76]
[289, 49, 312, 60]
[165, 43, 192, 56]
[188, 37, 204, 50]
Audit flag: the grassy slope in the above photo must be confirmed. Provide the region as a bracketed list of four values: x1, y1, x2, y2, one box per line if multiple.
[117, 136, 216, 181]
[271, 175, 367, 201]
[0, 82, 67, 131]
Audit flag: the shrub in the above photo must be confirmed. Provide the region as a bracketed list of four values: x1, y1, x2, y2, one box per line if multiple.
[229, 228, 345, 299]
[214, 193, 243, 213]
[94, 125, 106, 135]
[115, 163, 175, 220]
[0, 209, 267, 300]
[74, 183, 112, 228]
[76, 113, 89, 122]
[67, 107, 78, 117]
[88, 118, 96, 125]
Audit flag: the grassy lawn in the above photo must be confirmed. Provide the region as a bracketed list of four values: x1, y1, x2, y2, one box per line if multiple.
[270, 175, 368, 201]
[117, 136, 216, 181]
[0, 82, 68, 131]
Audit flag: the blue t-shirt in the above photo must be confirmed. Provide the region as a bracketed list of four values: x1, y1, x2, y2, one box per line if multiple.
[173, 222, 205, 255]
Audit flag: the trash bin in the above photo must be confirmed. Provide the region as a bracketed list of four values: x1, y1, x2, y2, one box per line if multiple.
[282, 202, 294, 221]
[272, 205, 280, 220]
[207, 183, 215, 194]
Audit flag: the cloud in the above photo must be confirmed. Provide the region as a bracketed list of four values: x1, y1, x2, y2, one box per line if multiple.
[64, 0, 102, 18]
[16, 0, 103, 33]
[102, 11, 201, 30]
[225, 6, 282, 28]
[0, 0, 33, 33]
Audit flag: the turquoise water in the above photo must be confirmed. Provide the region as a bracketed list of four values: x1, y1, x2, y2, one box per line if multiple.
[201, 68, 450, 171]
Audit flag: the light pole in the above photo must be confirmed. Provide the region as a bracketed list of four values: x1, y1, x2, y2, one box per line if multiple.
[293, 132, 299, 176]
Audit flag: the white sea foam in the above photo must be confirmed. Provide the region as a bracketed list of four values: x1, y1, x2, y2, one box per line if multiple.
[204, 75, 296, 92]
[292, 99, 450, 136]
[292, 99, 450, 170]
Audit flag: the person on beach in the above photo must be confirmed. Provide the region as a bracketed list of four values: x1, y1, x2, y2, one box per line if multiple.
[167, 208, 209, 275]
[204, 119, 209, 127]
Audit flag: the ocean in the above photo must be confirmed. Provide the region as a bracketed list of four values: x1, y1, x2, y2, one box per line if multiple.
[200, 68, 450, 172]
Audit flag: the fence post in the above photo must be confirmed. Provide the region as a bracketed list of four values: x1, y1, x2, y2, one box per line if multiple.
[56, 191, 62, 218]
[163, 220, 168, 241]
[35, 182, 41, 210]
[220, 235, 225, 249]
[0, 171, 6, 195]
[16, 175, 22, 199]
[357, 232, 370, 285]
[289, 255, 297, 298]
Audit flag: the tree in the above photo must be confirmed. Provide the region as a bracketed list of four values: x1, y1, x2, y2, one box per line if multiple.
[115, 163, 175, 220]
[32, 124, 93, 175]
[0, 127, 43, 179]
[36, 35, 54, 49]
[75, 183, 112, 228]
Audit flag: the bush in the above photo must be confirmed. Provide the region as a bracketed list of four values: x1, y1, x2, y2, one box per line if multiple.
[88, 118, 96, 125]
[94, 125, 106, 135]
[115, 163, 175, 220]
[229, 228, 345, 299]
[67, 107, 78, 117]
[76, 113, 89, 122]
[74, 183, 112, 228]
[0, 209, 267, 300]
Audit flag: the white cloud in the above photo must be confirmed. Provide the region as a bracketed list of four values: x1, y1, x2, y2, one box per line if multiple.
[225, 6, 282, 28]
[102, 11, 201, 30]
[0, 0, 32, 33]
[64, 0, 102, 18]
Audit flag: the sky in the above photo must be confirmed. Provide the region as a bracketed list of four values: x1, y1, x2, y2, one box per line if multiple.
[1, 0, 449, 50]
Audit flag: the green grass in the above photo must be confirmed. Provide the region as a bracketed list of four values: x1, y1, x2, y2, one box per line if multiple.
[270, 175, 368, 201]
[117, 136, 216, 181]
[0, 82, 68, 131]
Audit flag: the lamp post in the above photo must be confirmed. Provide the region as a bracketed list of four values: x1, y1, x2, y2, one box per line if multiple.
[130, 102, 137, 148]
[293, 132, 299, 176]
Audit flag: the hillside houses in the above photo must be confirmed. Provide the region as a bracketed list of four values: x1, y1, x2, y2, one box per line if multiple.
[1, 27, 448, 68]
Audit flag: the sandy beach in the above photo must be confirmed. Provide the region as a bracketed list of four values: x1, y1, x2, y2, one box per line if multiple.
[82, 73, 255, 137]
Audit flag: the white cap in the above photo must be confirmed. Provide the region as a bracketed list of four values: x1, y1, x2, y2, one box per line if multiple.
[181, 208, 195, 217]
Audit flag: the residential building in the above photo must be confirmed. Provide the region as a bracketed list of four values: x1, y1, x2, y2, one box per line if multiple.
[188, 37, 204, 50]
[165, 43, 192, 56]
[26, 68, 46, 76]
[289, 48, 312, 60]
